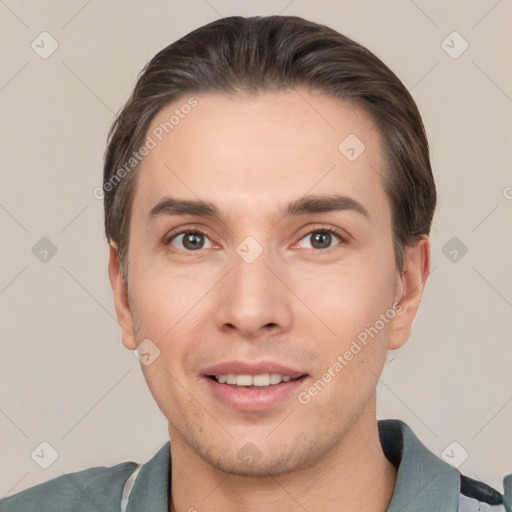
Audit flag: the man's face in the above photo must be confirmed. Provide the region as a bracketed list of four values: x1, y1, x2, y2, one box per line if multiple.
[117, 90, 406, 476]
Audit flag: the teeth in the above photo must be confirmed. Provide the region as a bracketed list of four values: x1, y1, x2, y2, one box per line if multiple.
[269, 373, 282, 385]
[252, 374, 270, 386]
[236, 374, 253, 386]
[214, 373, 294, 387]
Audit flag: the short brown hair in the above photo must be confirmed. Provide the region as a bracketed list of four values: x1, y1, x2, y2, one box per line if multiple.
[103, 15, 436, 281]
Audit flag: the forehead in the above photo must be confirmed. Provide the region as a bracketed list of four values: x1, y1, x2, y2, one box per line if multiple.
[132, 90, 389, 224]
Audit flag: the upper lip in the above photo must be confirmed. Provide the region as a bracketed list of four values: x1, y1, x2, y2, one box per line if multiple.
[202, 360, 307, 379]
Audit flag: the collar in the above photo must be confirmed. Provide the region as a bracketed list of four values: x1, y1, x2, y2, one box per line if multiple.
[126, 419, 460, 511]
[379, 419, 460, 511]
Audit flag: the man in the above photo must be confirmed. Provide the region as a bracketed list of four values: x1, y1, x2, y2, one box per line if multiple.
[2, 15, 510, 512]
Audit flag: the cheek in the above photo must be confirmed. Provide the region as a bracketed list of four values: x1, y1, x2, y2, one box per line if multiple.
[289, 255, 397, 394]
[129, 278, 202, 418]
[127, 262, 214, 402]
[293, 258, 395, 337]
[128, 250, 212, 339]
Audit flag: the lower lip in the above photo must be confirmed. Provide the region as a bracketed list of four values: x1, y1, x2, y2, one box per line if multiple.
[203, 376, 307, 411]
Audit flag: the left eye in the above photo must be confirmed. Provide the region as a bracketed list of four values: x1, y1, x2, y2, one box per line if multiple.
[297, 230, 342, 250]
[169, 232, 213, 251]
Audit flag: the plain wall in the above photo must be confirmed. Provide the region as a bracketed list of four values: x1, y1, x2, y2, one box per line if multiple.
[1, 0, 511, 497]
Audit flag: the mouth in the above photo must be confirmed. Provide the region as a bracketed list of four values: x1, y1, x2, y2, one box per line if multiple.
[201, 362, 309, 411]
[206, 373, 306, 388]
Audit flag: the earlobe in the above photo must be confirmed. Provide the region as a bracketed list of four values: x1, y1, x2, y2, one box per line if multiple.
[389, 235, 431, 350]
[108, 242, 137, 350]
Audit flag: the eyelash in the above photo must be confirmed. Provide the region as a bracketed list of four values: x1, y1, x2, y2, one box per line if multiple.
[293, 226, 348, 251]
[164, 226, 210, 247]
[164, 225, 348, 252]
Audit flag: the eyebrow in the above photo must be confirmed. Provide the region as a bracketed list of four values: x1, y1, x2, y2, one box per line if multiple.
[147, 194, 370, 222]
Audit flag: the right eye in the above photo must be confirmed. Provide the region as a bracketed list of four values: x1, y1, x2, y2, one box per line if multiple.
[167, 231, 214, 251]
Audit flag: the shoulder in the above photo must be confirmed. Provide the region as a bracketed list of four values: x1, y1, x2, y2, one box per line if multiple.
[458, 473, 511, 511]
[378, 420, 512, 512]
[0, 460, 138, 512]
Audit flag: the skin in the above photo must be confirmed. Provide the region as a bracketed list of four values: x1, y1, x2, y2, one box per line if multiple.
[109, 89, 430, 512]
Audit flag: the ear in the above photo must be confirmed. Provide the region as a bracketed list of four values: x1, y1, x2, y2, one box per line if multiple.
[108, 242, 137, 350]
[389, 235, 431, 350]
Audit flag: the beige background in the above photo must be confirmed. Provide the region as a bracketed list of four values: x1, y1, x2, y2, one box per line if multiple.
[1, 0, 511, 498]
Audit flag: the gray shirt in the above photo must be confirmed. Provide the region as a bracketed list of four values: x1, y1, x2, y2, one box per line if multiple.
[1, 419, 510, 511]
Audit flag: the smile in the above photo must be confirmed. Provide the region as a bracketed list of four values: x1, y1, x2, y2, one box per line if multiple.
[210, 373, 295, 387]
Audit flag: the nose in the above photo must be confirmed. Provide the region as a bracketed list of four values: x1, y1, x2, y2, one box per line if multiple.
[214, 247, 293, 340]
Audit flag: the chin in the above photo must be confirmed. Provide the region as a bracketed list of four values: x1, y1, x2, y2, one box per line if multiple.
[189, 432, 325, 478]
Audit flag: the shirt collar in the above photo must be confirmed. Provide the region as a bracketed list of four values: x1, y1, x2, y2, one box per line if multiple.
[380, 419, 460, 511]
[126, 441, 170, 512]
[127, 419, 460, 511]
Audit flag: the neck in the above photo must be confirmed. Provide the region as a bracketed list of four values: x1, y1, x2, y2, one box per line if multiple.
[169, 400, 397, 512]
